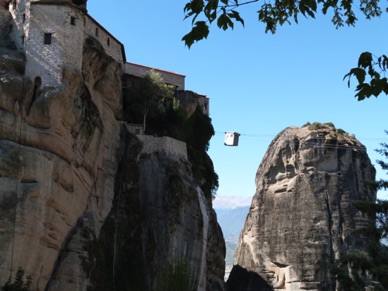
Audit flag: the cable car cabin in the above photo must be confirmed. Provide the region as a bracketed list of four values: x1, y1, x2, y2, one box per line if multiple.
[224, 132, 240, 146]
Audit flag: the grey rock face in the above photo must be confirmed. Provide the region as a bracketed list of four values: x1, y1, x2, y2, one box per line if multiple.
[228, 124, 376, 290]
[0, 27, 122, 290]
[0, 13, 225, 290]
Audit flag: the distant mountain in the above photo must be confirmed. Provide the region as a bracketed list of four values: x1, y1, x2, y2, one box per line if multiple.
[215, 206, 250, 267]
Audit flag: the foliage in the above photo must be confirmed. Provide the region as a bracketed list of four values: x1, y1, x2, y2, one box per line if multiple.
[156, 260, 196, 291]
[307, 121, 334, 130]
[332, 133, 388, 290]
[376, 132, 388, 191]
[124, 71, 218, 198]
[344, 52, 388, 100]
[331, 203, 388, 290]
[2, 268, 32, 291]
[181, 106, 219, 198]
[182, 0, 387, 47]
[182, 1, 388, 100]
[126, 70, 175, 132]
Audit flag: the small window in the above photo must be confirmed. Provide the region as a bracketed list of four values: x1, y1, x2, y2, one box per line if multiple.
[22, 13, 26, 22]
[70, 16, 76, 26]
[21, 35, 25, 44]
[95, 27, 99, 37]
[107, 37, 110, 46]
[44, 33, 52, 45]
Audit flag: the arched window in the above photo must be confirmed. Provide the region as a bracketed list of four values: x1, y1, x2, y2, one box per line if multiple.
[107, 37, 110, 46]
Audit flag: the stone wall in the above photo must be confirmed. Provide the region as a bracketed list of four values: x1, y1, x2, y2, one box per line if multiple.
[124, 62, 185, 90]
[8, 0, 28, 51]
[8, 1, 125, 87]
[24, 3, 84, 86]
[84, 15, 125, 64]
[138, 135, 187, 160]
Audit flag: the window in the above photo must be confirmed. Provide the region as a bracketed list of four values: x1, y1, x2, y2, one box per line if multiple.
[95, 27, 99, 37]
[44, 33, 52, 45]
[70, 16, 76, 26]
[21, 34, 25, 44]
[22, 13, 26, 22]
[107, 37, 110, 46]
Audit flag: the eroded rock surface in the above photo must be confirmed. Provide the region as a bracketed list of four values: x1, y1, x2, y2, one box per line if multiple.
[228, 123, 376, 291]
[0, 6, 225, 290]
[0, 12, 122, 289]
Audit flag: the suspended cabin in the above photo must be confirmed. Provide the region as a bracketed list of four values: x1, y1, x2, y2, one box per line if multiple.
[224, 132, 240, 146]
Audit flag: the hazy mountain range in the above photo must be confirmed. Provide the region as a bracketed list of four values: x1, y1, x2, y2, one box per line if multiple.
[214, 197, 251, 268]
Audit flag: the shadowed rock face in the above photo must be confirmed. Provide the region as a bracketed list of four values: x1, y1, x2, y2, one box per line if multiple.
[228, 124, 376, 291]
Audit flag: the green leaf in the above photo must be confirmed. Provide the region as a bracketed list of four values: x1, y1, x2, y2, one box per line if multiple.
[307, 0, 317, 12]
[182, 21, 210, 48]
[217, 13, 234, 30]
[228, 10, 245, 26]
[299, 0, 317, 18]
[355, 83, 372, 100]
[204, 0, 218, 22]
[378, 55, 388, 71]
[343, 68, 366, 85]
[190, 0, 205, 14]
[353, 68, 366, 84]
[358, 51, 373, 68]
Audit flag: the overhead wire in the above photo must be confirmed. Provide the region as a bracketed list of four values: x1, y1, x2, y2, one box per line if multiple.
[215, 131, 388, 149]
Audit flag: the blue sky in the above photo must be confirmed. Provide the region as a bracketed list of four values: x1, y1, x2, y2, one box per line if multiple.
[89, 1, 388, 205]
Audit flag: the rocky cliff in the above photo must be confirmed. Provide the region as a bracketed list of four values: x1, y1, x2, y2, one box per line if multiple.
[0, 7, 225, 291]
[227, 123, 376, 290]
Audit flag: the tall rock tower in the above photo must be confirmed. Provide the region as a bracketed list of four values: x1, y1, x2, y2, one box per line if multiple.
[227, 123, 376, 290]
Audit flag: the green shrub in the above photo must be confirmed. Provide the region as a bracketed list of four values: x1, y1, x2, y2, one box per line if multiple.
[308, 122, 325, 130]
[336, 128, 346, 136]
